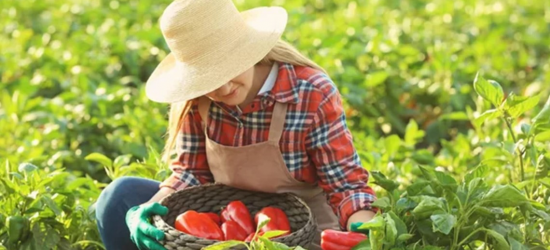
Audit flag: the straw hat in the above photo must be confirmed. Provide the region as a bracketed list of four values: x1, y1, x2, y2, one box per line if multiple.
[145, 0, 288, 103]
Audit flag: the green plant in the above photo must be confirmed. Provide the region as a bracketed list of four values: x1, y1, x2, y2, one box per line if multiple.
[2, 0, 550, 249]
[362, 167, 548, 249]
[0, 161, 104, 249]
[350, 73, 550, 250]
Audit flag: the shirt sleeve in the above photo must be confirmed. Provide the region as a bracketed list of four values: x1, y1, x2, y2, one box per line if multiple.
[304, 76, 378, 230]
[159, 103, 214, 191]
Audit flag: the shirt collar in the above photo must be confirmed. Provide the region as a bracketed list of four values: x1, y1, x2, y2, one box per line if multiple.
[262, 62, 300, 104]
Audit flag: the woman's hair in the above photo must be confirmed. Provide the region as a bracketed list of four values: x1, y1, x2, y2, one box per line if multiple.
[161, 39, 325, 162]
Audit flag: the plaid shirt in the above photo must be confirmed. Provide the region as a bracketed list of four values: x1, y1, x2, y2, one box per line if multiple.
[161, 63, 378, 229]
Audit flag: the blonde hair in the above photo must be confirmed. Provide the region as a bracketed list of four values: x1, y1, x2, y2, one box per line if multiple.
[161, 39, 325, 162]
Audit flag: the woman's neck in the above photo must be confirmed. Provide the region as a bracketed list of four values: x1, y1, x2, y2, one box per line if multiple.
[239, 63, 272, 108]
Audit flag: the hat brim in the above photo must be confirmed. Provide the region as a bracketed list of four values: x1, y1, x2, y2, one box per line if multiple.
[145, 6, 288, 104]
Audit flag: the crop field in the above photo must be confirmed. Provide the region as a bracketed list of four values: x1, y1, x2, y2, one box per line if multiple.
[1, 0, 549, 249]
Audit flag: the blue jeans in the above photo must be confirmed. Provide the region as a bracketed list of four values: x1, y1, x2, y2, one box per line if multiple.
[95, 176, 159, 250]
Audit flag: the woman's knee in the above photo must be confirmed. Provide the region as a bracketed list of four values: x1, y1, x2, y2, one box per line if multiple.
[95, 177, 143, 219]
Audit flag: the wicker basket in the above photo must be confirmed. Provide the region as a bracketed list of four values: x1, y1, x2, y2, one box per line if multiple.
[151, 184, 317, 250]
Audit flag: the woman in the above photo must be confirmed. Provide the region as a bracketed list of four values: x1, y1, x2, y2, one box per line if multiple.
[94, 0, 378, 249]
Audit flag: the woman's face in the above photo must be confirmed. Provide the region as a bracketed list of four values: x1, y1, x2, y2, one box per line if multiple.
[205, 67, 255, 106]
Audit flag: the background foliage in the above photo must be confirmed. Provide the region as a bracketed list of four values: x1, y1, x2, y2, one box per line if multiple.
[1, 0, 549, 249]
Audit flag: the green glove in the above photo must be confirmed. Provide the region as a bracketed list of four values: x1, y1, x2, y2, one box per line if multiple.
[125, 202, 169, 250]
[350, 222, 370, 235]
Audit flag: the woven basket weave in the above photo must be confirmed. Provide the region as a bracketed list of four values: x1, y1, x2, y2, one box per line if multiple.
[151, 184, 317, 250]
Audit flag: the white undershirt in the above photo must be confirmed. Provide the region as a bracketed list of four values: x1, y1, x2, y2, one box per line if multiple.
[258, 62, 279, 95]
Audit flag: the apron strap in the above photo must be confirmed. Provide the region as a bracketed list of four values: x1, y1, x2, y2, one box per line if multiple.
[268, 102, 288, 142]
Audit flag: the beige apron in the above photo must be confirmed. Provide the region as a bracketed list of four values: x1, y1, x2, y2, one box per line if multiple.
[197, 97, 339, 250]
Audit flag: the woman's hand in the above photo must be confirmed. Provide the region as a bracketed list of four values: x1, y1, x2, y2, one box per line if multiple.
[125, 187, 175, 250]
[125, 202, 169, 250]
[346, 210, 376, 231]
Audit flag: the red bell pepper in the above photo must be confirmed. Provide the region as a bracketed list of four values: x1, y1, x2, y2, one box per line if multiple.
[244, 232, 256, 242]
[320, 229, 367, 250]
[203, 212, 221, 225]
[221, 220, 248, 241]
[174, 210, 224, 241]
[321, 240, 348, 250]
[254, 207, 291, 235]
[220, 207, 230, 223]
[220, 201, 255, 235]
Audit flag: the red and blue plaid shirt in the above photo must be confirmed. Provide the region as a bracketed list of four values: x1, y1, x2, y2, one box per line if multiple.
[161, 62, 378, 229]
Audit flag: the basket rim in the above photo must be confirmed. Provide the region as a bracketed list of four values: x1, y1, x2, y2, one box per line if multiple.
[151, 183, 317, 243]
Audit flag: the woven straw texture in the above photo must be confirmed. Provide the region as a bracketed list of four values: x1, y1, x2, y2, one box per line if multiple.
[152, 184, 317, 250]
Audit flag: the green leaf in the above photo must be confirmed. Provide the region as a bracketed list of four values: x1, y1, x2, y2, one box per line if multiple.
[395, 198, 417, 214]
[532, 96, 550, 129]
[0, 177, 17, 194]
[520, 123, 531, 135]
[540, 178, 550, 189]
[507, 236, 529, 250]
[384, 214, 398, 245]
[483, 229, 510, 250]
[417, 166, 436, 182]
[84, 153, 112, 167]
[411, 150, 435, 165]
[357, 214, 385, 230]
[434, 171, 458, 190]
[384, 135, 402, 156]
[42, 196, 62, 216]
[473, 73, 504, 107]
[372, 197, 391, 210]
[261, 230, 289, 239]
[535, 155, 550, 178]
[202, 240, 244, 250]
[368, 225, 385, 250]
[405, 119, 424, 145]
[439, 112, 469, 121]
[271, 242, 291, 250]
[364, 71, 388, 87]
[113, 154, 132, 168]
[488, 221, 522, 241]
[57, 238, 72, 250]
[406, 180, 434, 196]
[23, 207, 44, 214]
[481, 185, 529, 207]
[465, 165, 488, 185]
[472, 206, 499, 219]
[371, 171, 399, 192]
[412, 197, 446, 219]
[258, 237, 276, 250]
[351, 239, 371, 250]
[18, 163, 38, 173]
[430, 213, 456, 235]
[32, 224, 61, 250]
[534, 130, 550, 142]
[528, 206, 550, 221]
[467, 177, 487, 195]
[396, 234, 414, 244]
[503, 93, 541, 118]
[256, 217, 270, 232]
[474, 109, 503, 127]
[388, 211, 407, 236]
